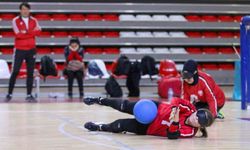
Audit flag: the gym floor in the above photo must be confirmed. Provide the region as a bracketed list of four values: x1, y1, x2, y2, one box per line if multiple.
[0, 86, 249, 150]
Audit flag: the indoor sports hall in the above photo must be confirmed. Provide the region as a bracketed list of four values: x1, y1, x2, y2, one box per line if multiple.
[0, 1, 250, 150]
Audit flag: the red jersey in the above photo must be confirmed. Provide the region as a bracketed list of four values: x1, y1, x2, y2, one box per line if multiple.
[12, 16, 41, 50]
[182, 71, 225, 117]
[147, 97, 198, 138]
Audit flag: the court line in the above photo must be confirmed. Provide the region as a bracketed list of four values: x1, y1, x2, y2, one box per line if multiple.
[58, 122, 123, 150]
[50, 114, 135, 150]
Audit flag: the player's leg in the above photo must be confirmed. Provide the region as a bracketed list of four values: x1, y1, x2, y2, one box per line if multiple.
[84, 118, 149, 135]
[84, 97, 160, 115]
[67, 70, 75, 98]
[6, 50, 25, 101]
[84, 97, 136, 115]
[75, 70, 84, 98]
[25, 49, 36, 101]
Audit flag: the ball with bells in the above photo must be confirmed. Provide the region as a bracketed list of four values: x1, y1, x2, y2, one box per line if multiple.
[133, 99, 158, 124]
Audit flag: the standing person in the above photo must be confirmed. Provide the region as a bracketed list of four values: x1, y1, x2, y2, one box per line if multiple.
[64, 37, 84, 99]
[5, 2, 41, 102]
[181, 59, 225, 119]
[83, 97, 214, 139]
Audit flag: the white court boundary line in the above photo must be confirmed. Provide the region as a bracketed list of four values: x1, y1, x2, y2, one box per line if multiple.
[47, 113, 135, 150]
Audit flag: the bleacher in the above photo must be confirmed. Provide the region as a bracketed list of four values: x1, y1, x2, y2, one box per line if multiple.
[0, 2, 246, 87]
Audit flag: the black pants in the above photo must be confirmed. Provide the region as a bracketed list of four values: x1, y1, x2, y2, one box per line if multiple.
[99, 98, 159, 135]
[8, 49, 36, 95]
[67, 70, 83, 96]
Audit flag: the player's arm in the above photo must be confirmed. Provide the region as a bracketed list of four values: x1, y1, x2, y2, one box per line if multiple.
[27, 18, 41, 36]
[202, 82, 218, 118]
[12, 19, 34, 39]
[167, 107, 180, 139]
[171, 97, 196, 113]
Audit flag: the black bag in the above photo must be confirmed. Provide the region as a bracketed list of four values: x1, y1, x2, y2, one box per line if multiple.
[105, 76, 123, 97]
[126, 61, 141, 97]
[114, 55, 131, 76]
[141, 55, 158, 79]
[39, 55, 57, 81]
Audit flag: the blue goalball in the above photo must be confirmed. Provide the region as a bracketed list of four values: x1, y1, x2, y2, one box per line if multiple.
[133, 99, 158, 124]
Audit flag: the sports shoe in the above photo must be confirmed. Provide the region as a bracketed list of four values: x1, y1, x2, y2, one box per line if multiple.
[83, 97, 102, 105]
[84, 122, 101, 131]
[216, 111, 225, 119]
[26, 95, 37, 103]
[4, 94, 12, 102]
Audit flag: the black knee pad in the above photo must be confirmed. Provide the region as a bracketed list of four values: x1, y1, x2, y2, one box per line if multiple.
[110, 120, 124, 133]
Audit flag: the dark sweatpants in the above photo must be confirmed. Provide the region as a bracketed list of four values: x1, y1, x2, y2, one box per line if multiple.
[99, 98, 159, 135]
[8, 49, 36, 95]
[67, 70, 83, 96]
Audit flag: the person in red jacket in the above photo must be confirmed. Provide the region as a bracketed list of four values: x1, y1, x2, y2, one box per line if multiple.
[83, 97, 214, 139]
[5, 2, 41, 102]
[181, 59, 225, 119]
[64, 37, 84, 99]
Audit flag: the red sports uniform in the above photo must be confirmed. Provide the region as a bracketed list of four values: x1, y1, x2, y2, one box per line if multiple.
[147, 97, 198, 138]
[182, 71, 225, 117]
[12, 16, 41, 50]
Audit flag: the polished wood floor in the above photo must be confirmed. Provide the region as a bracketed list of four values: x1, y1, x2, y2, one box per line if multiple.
[0, 100, 249, 150]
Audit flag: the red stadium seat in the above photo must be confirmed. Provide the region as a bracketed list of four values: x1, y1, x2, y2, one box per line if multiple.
[1, 31, 15, 37]
[202, 47, 218, 54]
[0, 47, 13, 54]
[103, 14, 119, 21]
[201, 15, 218, 22]
[218, 15, 234, 22]
[33, 14, 51, 21]
[52, 31, 68, 37]
[202, 64, 218, 70]
[37, 47, 51, 54]
[69, 31, 85, 37]
[1, 13, 16, 20]
[68, 14, 85, 21]
[202, 31, 218, 38]
[103, 31, 119, 37]
[18, 63, 27, 79]
[234, 32, 240, 38]
[39, 31, 51, 37]
[218, 31, 234, 38]
[218, 63, 234, 70]
[185, 15, 202, 22]
[85, 48, 103, 54]
[218, 47, 234, 54]
[186, 47, 202, 54]
[185, 31, 202, 38]
[103, 48, 120, 54]
[86, 31, 103, 38]
[52, 47, 64, 54]
[105, 63, 113, 71]
[56, 63, 65, 71]
[234, 15, 242, 22]
[159, 59, 179, 78]
[51, 14, 68, 21]
[85, 14, 102, 21]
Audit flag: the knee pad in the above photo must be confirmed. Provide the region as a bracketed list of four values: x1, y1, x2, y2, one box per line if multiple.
[110, 121, 123, 133]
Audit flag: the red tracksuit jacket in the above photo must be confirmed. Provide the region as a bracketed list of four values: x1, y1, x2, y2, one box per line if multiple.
[147, 97, 198, 138]
[12, 16, 41, 50]
[182, 71, 225, 117]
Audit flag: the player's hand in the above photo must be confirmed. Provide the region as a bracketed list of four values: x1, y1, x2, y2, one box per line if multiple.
[34, 26, 40, 31]
[20, 30, 27, 34]
[173, 107, 180, 122]
[169, 107, 178, 121]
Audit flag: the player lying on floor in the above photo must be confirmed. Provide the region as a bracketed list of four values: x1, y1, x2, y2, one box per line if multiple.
[83, 97, 214, 139]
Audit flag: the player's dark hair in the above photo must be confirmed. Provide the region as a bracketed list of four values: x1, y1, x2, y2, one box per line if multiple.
[19, 2, 31, 10]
